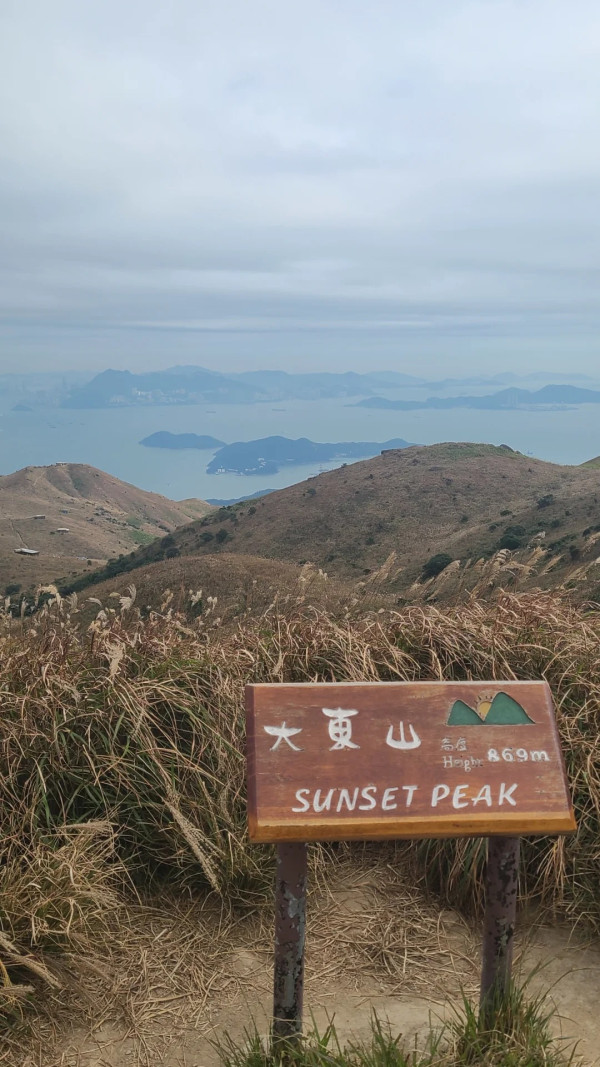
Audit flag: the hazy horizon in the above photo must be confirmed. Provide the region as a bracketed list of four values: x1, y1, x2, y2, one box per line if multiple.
[3, 362, 600, 383]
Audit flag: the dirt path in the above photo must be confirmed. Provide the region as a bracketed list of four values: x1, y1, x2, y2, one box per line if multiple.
[523, 926, 600, 1063]
[18, 861, 600, 1067]
[9, 519, 26, 547]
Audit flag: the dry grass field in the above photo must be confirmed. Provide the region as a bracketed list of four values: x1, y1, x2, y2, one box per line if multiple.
[0, 586, 598, 1064]
[68, 552, 391, 630]
[2, 446, 600, 1065]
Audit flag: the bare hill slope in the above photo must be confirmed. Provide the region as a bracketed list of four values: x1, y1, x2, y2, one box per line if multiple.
[66, 442, 600, 605]
[71, 552, 386, 628]
[0, 463, 211, 590]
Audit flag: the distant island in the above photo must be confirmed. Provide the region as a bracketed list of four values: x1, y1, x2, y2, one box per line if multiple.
[355, 385, 600, 411]
[140, 431, 225, 450]
[140, 432, 414, 475]
[62, 366, 425, 408]
[0, 365, 587, 412]
[206, 489, 274, 505]
[207, 436, 413, 475]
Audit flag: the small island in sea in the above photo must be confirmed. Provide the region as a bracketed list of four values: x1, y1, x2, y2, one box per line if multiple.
[207, 436, 413, 475]
[140, 431, 225, 450]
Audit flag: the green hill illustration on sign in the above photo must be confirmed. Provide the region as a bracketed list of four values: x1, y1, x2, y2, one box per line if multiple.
[447, 691, 535, 726]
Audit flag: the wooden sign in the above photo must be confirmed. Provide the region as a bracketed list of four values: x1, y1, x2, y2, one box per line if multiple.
[246, 681, 575, 842]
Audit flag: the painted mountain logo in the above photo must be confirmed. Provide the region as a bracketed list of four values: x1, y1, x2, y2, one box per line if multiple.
[447, 691, 535, 726]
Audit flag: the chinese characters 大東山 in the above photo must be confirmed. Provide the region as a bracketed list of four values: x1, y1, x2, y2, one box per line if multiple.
[264, 709, 422, 753]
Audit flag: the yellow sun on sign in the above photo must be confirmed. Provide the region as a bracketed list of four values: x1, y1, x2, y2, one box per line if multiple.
[476, 691, 496, 719]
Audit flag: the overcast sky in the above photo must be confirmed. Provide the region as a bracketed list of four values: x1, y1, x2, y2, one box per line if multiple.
[1, 0, 600, 377]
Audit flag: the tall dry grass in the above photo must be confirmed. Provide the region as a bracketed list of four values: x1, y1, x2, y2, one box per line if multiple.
[0, 587, 598, 1012]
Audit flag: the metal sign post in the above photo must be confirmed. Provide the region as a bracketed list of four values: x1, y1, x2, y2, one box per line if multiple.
[246, 680, 575, 1043]
[480, 835, 520, 1024]
[273, 842, 308, 1050]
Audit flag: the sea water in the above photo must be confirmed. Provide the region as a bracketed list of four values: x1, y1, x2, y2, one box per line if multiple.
[0, 399, 599, 502]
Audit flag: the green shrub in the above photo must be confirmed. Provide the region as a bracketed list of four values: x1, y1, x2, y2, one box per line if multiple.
[498, 525, 527, 550]
[498, 533, 522, 550]
[422, 553, 453, 580]
[537, 494, 555, 509]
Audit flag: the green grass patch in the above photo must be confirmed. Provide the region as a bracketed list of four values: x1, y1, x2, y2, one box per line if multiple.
[128, 528, 156, 545]
[424, 443, 518, 462]
[216, 986, 578, 1067]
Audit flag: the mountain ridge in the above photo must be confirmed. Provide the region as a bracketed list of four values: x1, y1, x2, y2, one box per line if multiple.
[57, 442, 600, 606]
[62, 366, 427, 407]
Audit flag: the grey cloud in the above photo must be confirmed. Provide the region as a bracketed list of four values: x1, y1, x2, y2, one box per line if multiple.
[1, 0, 600, 374]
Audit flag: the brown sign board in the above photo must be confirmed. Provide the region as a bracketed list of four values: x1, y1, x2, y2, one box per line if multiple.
[246, 681, 576, 843]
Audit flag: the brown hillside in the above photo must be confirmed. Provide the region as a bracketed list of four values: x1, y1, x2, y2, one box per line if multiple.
[157, 442, 600, 602]
[0, 463, 212, 591]
[73, 552, 387, 628]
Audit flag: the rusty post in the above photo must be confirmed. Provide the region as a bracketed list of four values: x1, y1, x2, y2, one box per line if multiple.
[272, 842, 308, 1050]
[480, 835, 520, 1023]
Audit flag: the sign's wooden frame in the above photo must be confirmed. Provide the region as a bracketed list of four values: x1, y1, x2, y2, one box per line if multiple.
[246, 680, 575, 842]
[245, 680, 576, 1050]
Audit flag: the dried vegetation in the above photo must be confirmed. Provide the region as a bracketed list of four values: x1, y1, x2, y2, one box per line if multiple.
[0, 584, 598, 1055]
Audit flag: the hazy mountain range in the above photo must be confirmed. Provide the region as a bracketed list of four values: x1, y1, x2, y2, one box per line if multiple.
[2, 367, 600, 412]
[62, 367, 424, 407]
[57, 366, 600, 409]
[356, 385, 600, 411]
